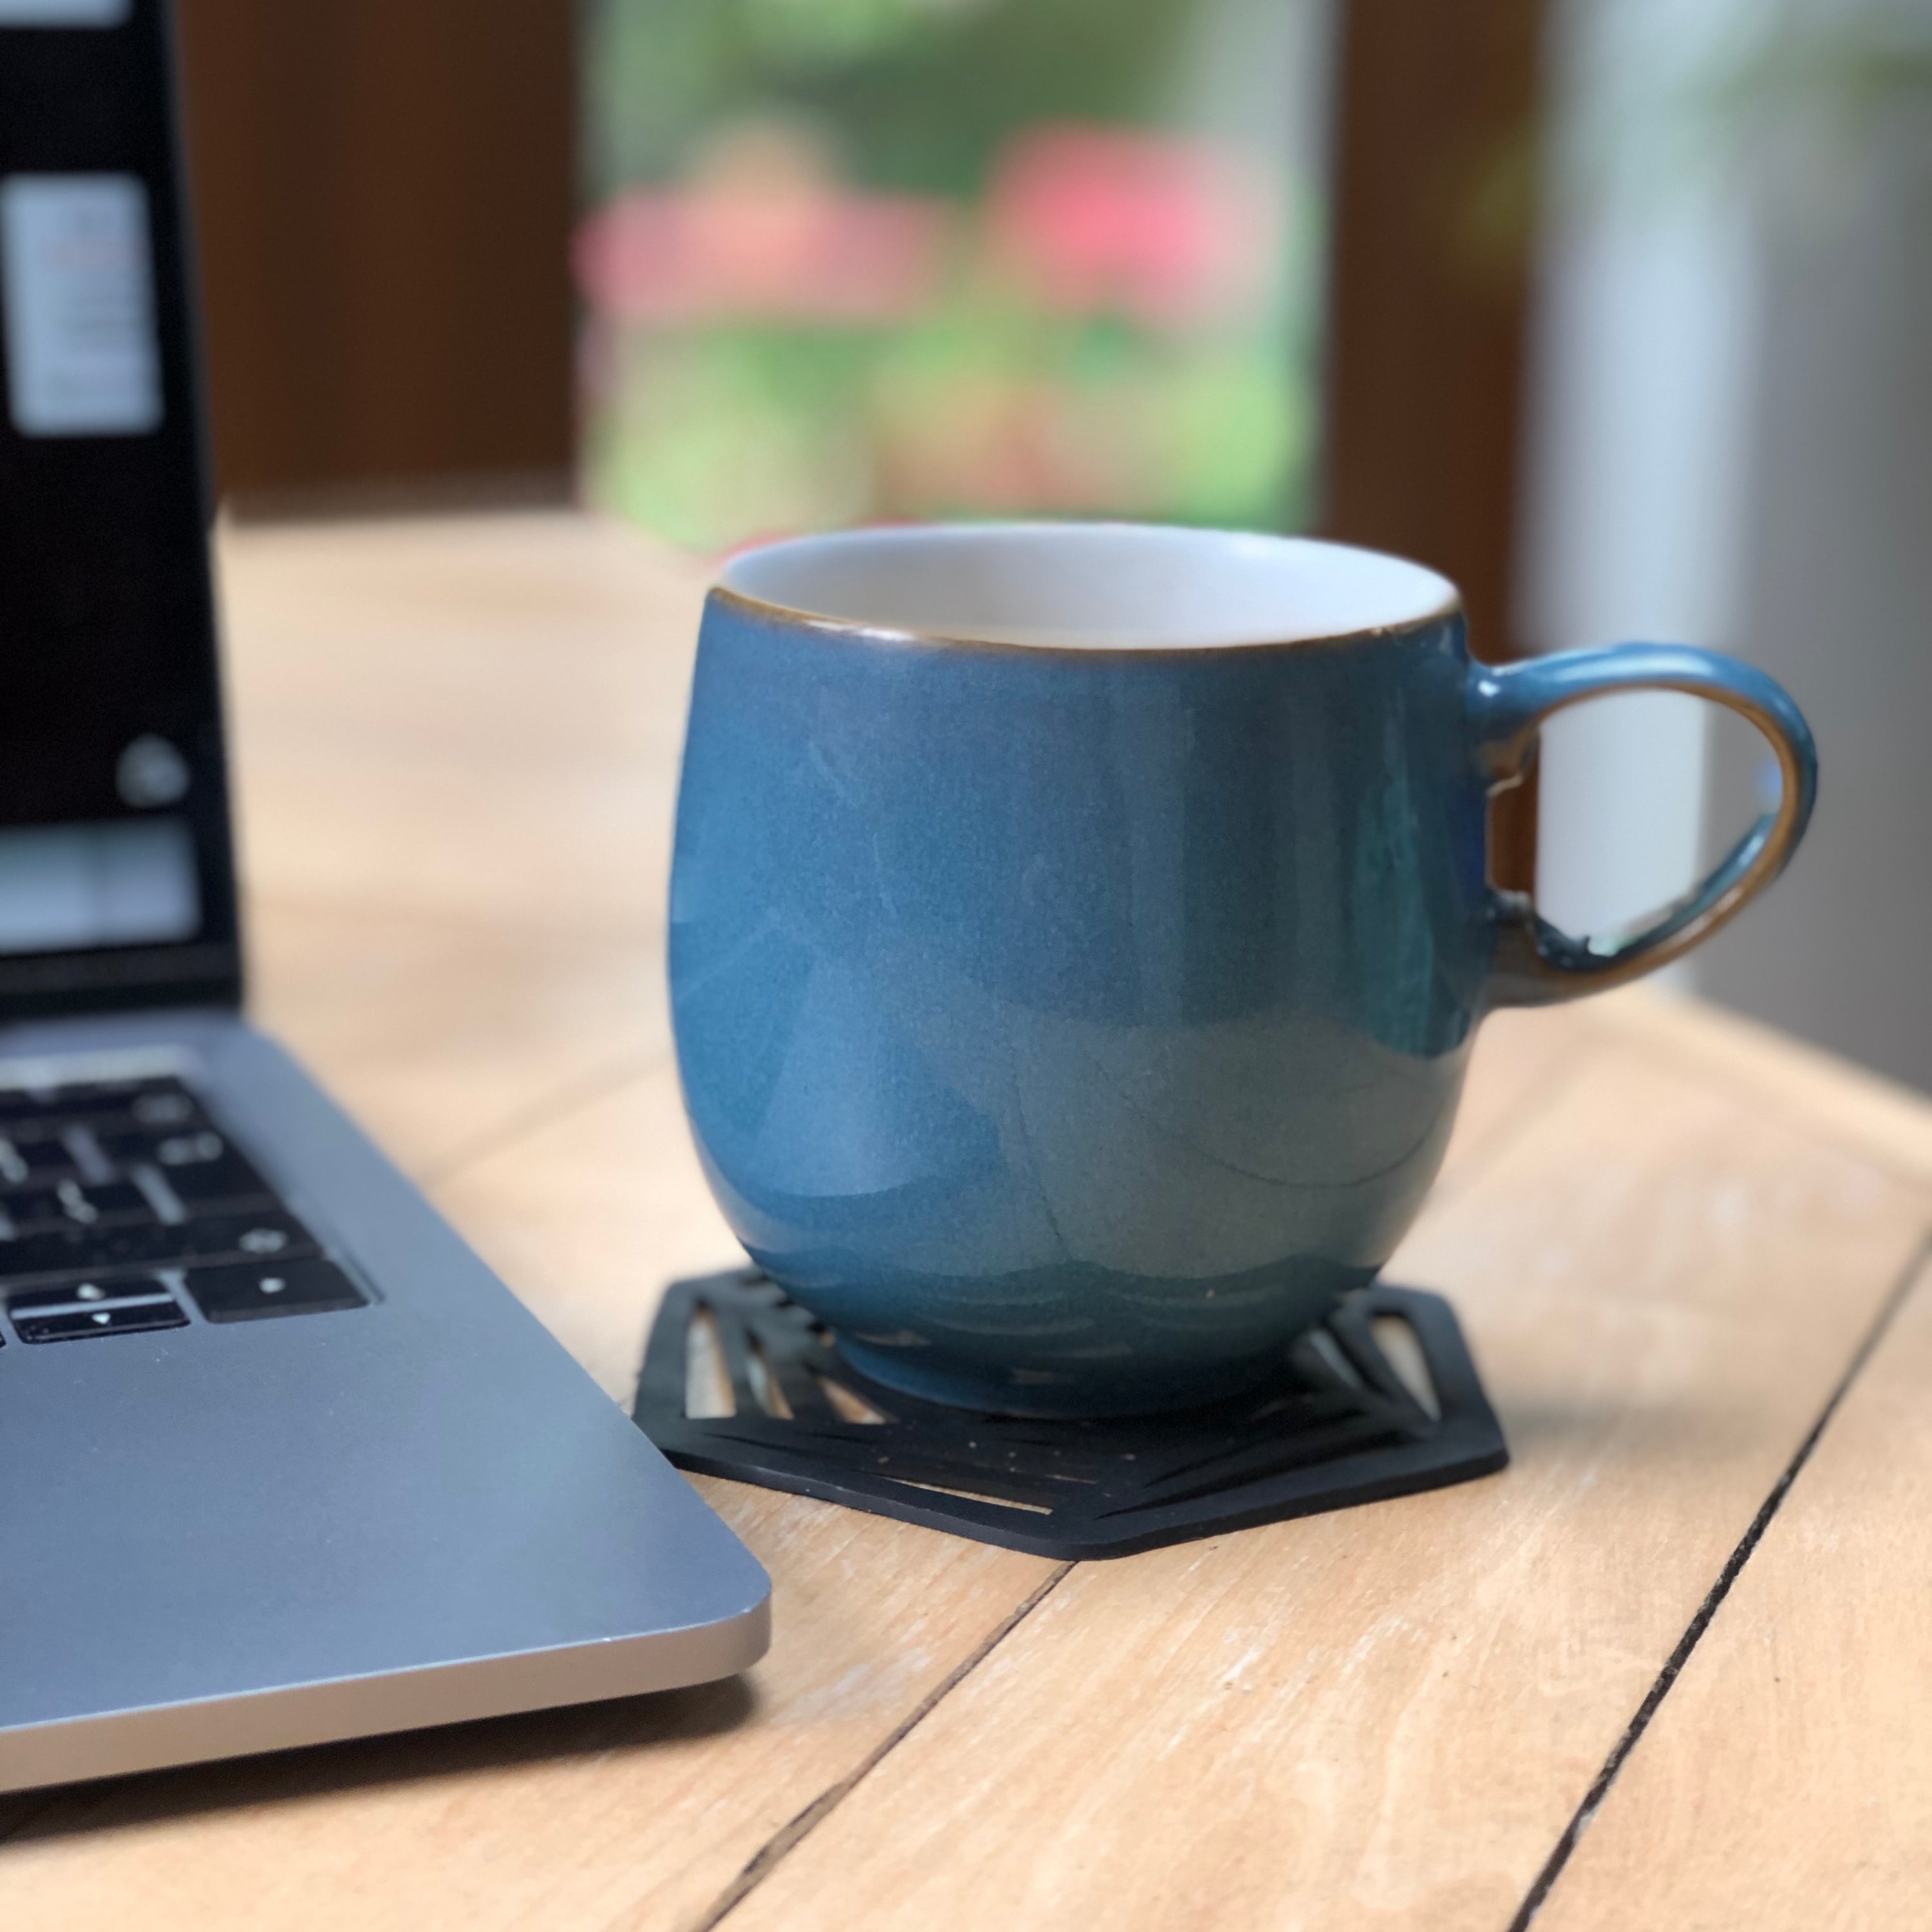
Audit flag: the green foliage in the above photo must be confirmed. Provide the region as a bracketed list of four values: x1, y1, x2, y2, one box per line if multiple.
[584, 0, 1218, 194]
[1724, 3, 1932, 133]
[577, 0, 1324, 547]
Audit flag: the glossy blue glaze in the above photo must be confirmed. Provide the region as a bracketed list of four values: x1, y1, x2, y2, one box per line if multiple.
[670, 587, 1817, 1417]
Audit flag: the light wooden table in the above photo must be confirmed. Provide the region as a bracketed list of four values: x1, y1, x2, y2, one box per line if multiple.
[5, 512, 1932, 1931]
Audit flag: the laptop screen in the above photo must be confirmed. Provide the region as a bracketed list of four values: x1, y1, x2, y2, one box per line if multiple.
[0, 0, 240, 1019]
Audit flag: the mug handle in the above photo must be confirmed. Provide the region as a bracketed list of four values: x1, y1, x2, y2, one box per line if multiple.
[1467, 644, 1819, 1007]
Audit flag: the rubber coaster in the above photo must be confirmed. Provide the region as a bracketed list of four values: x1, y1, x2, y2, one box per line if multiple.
[633, 1269, 1508, 1560]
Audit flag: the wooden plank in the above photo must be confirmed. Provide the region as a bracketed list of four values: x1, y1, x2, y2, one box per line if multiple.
[1534, 1249, 1932, 1931]
[248, 895, 668, 1182]
[216, 512, 705, 1174]
[1587, 985, 1932, 1190]
[218, 511, 709, 934]
[1434, 1005, 1595, 1193]
[716, 1048, 1932, 1932]
[433, 1056, 738, 1401]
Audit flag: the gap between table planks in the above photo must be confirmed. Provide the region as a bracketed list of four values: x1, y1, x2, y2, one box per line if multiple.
[0, 999, 1585, 1927]
[1530, 1241, 1932, 1931]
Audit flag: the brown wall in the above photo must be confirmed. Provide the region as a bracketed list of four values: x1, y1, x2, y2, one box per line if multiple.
[1324, 0, 1548, 881]
[173, 0, 576, 504]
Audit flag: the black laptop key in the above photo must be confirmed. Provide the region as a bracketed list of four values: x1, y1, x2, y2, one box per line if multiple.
[0, 1211, 319, 1289]
[9, 1278, 187, 1343]
[14, 1303, 189, 1343]
[164, 1164, 279, 1215]
[152, 1128, 225, 1166]
[2, 1189, 62, 1234]
[99, 1126, 240, 1170]
[0, 1082, 144, 1124]
[0, 1136, 79, 1186]
[185, 1258, 367, 1323]
[5, 1179, 156, 1233]
[59, 1180, 152, 1226]
[119, 1135, 274, 1214]
[0, 1089, 122, 1133]
[128, 1086, 209, 1131]
[0, 1079, 211, 1142]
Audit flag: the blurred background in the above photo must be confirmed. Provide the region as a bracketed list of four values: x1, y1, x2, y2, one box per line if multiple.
[575, 0, 1332, 547]
[171, 0, 1931, 1086]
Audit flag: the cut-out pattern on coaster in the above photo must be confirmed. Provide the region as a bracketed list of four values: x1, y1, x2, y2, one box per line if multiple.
[633, 1270, 1508, 1560]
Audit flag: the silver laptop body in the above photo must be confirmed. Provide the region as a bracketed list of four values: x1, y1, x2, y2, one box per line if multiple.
[0, 1, 768, 1795]
[0, 1012, 770, 1795]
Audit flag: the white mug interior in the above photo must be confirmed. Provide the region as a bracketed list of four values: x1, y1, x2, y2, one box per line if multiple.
[719, 522, 1459, 650]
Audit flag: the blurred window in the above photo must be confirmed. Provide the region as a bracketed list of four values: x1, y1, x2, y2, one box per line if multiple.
[579, 0, 1334, 549]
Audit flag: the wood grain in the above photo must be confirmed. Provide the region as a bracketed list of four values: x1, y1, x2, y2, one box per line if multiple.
[1535, 1248, 1932, 1931]
[1587, 984, 1932, 1189]
[721, 1048, 1932, 1932]
[433, 1057, 735, 1401]
[216, 513, 701, 1175]
[247, 895, 667, 1182]
[218, 511, 708, 936]
[1434, 1005, 1594, 1191]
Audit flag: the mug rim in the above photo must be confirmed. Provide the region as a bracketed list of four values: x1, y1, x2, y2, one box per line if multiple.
[711, 520, 1463, 657]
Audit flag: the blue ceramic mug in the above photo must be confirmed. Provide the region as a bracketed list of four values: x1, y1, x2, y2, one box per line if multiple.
[670, 524, 1815, 1416]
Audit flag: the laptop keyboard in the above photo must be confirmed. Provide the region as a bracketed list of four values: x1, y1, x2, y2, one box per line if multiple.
[0, 1075, 366, 1347]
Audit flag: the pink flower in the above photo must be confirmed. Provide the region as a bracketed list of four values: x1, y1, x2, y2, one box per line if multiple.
[983, 125, 1277, 329]
[576, 128, 949, 326]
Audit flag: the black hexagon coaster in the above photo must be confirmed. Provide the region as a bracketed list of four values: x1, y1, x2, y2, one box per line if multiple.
[633, 1268, 1508, 1560]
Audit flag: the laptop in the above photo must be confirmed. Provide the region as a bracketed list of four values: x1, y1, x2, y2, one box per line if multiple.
[0, 1, 769, 1795]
